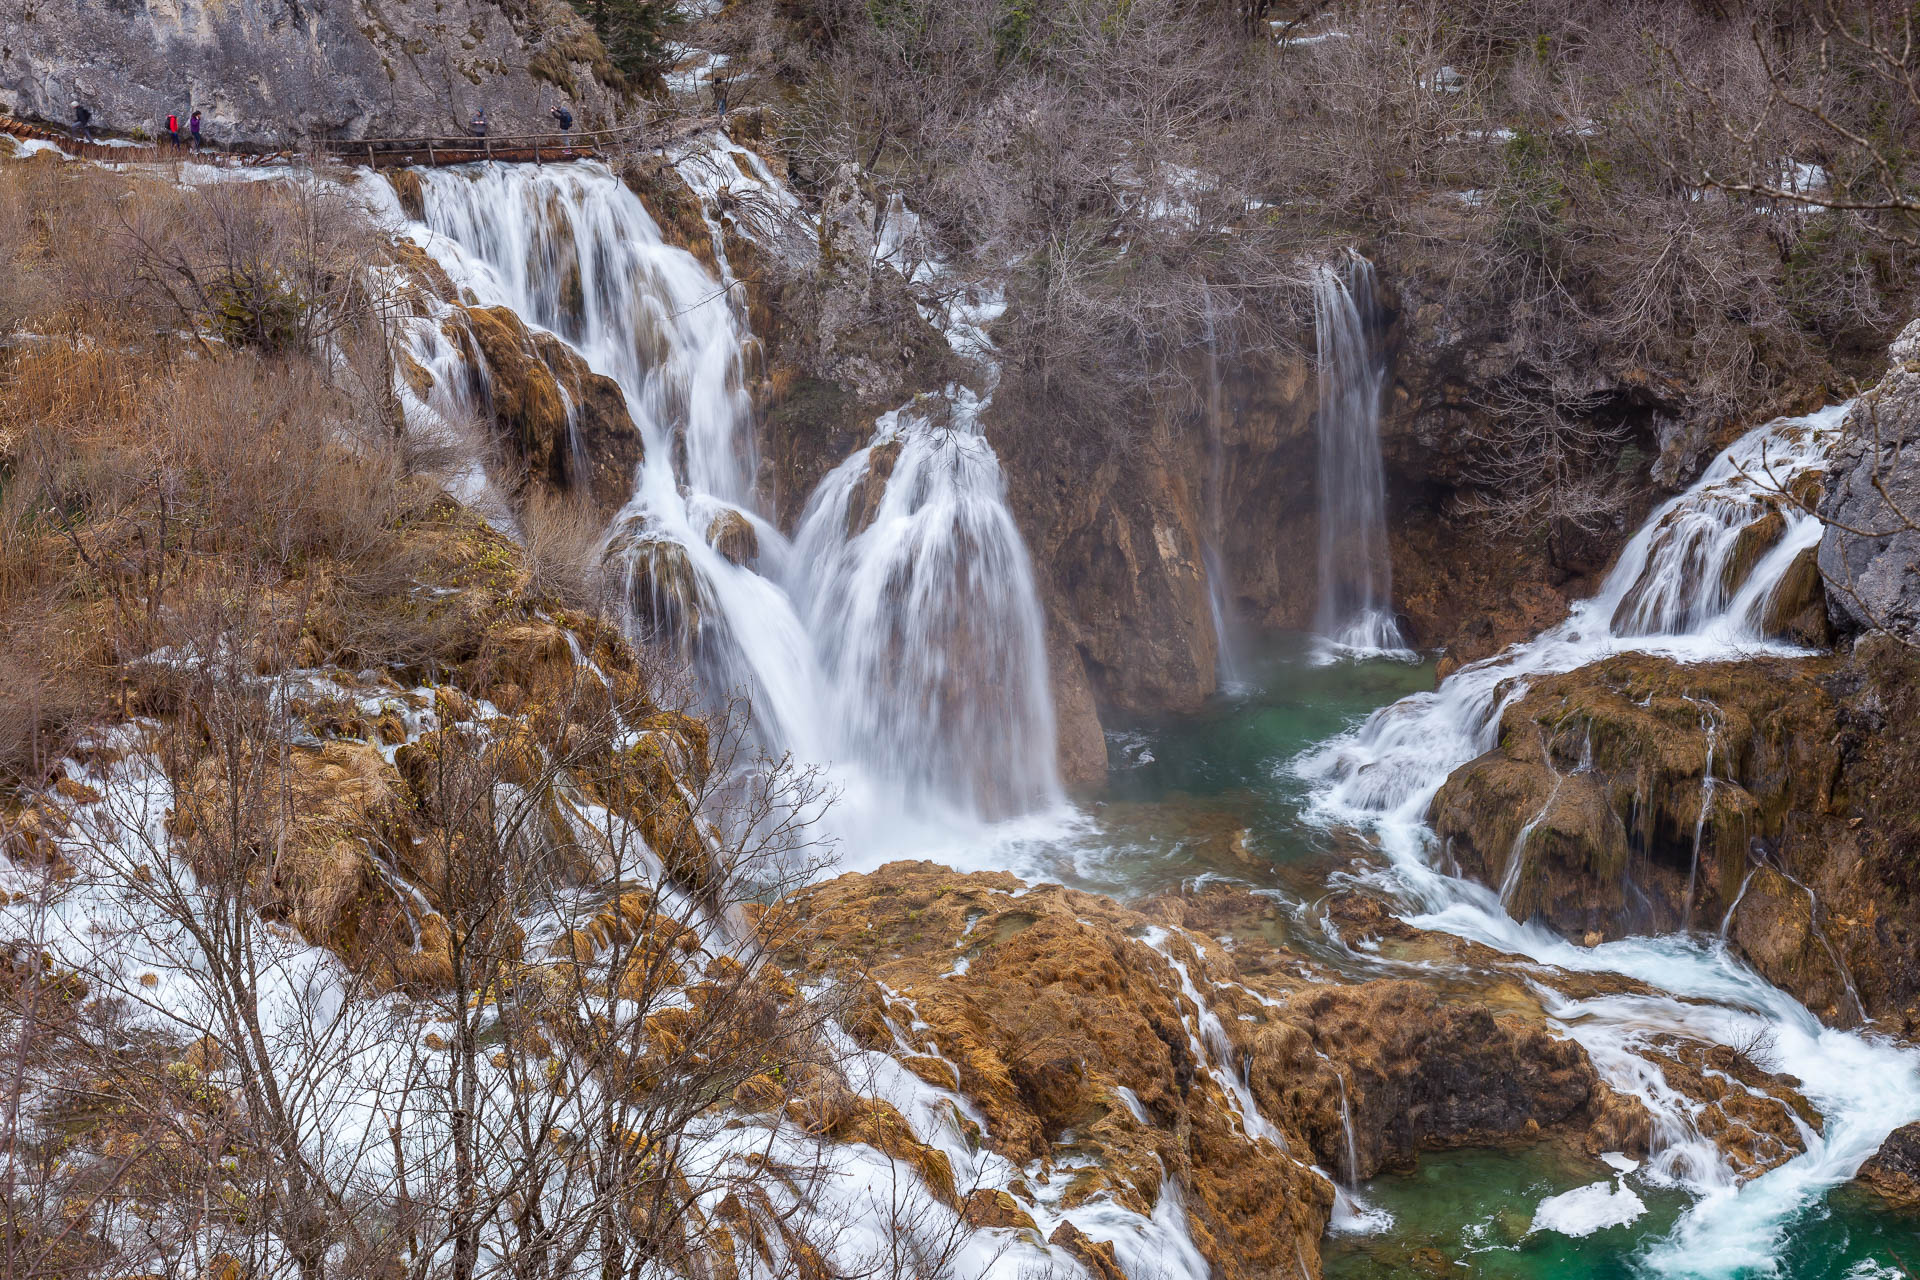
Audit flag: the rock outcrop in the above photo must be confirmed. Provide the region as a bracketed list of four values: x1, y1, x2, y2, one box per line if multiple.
[453, 304, 643, 519]
[1820, 316, 1920, 641]
[1421, 637, 1920, 1031]
[1430, 654, 1843, 944]
[1858, 1122, 1920, 1207]
[0, 0, 628, 145]
[782, 863, 1658, 1278]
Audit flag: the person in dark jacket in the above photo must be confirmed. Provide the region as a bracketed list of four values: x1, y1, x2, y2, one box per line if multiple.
[165, 112, 180, 145]
[469, 108, 488, 139]
[548, 103, 573, 154]
[71, 100, 93, 142]
[188, 110, 202, 149]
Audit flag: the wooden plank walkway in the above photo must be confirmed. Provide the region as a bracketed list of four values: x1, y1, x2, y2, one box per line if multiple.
[318, 119, 660, 169]
[0, 114, 302, 166]
[3, 113, 715, 171]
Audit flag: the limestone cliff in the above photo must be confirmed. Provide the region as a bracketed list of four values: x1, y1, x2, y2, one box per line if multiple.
[0, 0, 628, 145]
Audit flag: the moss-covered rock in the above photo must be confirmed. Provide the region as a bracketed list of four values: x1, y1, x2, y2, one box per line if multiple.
[456, 304, 643, 519]
[705, 509, 759, 566]
[1430, 653, 1841, 941]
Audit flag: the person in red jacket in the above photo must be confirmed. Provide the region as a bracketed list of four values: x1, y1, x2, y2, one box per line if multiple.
[165, 112, 180, 145]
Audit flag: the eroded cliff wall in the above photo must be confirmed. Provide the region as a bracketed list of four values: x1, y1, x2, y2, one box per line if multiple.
[0, 0, 627, 143]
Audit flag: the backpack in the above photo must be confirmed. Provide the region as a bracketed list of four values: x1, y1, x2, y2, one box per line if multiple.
[75, 106, 90, 125]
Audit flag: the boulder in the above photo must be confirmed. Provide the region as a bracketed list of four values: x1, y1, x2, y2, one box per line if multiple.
[604, 518, 703, 646]
[457, 305, 643, 520]
[1858, 1122, 1920, 1206]
[1430, 654, 1841, 941]
[1762, 546, 1832, 647]
[705, 509, 759, 566]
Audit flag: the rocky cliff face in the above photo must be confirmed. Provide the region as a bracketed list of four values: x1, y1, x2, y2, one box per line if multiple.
[0, 0, 627, 144]
[1821, 317, 1920, 641]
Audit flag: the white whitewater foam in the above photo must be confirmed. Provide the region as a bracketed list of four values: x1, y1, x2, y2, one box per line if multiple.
[1531, 1179, 1647, 1238]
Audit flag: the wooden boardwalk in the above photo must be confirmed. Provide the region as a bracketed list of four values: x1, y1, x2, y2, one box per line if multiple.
[0, 114, 270, 164]
[2, 114, 711, 171]
[318, 119, 656, 169]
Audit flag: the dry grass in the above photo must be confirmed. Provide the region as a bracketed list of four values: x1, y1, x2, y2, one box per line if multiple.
[0, 158, 559, 788]
[518, 484, 614, 610]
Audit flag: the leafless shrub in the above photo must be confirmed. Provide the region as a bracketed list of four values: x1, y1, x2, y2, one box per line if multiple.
[519, 487, 612, 611]
[122, 175, 395, 357]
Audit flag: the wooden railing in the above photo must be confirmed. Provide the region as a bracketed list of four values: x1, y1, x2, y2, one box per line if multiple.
[318, 118, 657, 169]
[3, 112, 713, 171]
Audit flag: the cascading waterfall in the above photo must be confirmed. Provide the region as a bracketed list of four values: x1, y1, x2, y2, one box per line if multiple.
[359, 157, 1918, 1273]
[1297, 401, 1920, 1273]
[791, 390, 1060, 818]
[1311, 252, 1406, 655]
[367, 158, 1062, 836]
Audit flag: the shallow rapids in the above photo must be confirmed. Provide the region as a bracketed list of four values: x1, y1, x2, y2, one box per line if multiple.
[1290, 401, 1920, 1276]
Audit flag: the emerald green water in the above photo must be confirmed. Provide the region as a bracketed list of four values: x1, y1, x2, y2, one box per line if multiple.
[1030, 634, 1434, 899]
[1029, 634, 1920, 1279]
[1323, 1147, 1920, 1279]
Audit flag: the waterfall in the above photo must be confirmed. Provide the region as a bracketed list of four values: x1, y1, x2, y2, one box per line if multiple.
[367, 159, 1062, 835]
[1199, 307, 1242, 686]
[1297, 401, 1920, 1273]
[1683, 698, 1721, 920]
[1311, 253, 1406, 656]
[791, 390, 1059, 818]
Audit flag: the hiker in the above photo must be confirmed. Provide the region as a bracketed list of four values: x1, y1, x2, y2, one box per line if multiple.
[469, 108, 488, 139]
[166, 112, 180, 145]
[188, 110, 202, 149]
[71, 100, 93, 142]
[711, 78, 728, 119]
[549, 103, 574, 154]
